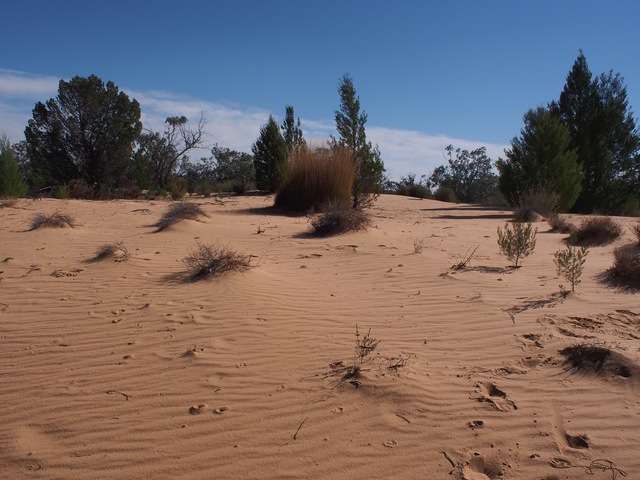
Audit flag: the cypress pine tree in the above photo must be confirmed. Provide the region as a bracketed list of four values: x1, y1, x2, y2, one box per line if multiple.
[556, 51, 640, 212]
[281, 106, 305, 151]
[330, 75, 385, 208]
[497, 107, 582, 211]
[252, 116, 287, 192]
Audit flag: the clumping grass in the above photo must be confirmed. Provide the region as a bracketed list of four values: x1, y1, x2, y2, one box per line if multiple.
[153, 202, 208, 232]
[609, 244, 640, 287]
[90, 242, 129, 262]
[513, 207, 541, 223]
[182, 243, 251, 281]
[310, 206, 370, 237]
[29, 212, 74, 230]
[568, 217, 622, 246]
[275, 147, 355, 212]
[548, 214, 577, 234]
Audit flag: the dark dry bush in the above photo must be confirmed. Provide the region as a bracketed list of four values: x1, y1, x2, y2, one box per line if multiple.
[548, 214, 577, 234]
[609, 244, 640, 287]
[513, 207, 540, 223]
[632, 223, 640, 245]
[153, 202, 207, 232]
[90, 242, 129, 262]
[182, 243, 251, 280]
[310, 207, 370, 237]
[568, 216, 622, 246]
[30, 212, 74, 230]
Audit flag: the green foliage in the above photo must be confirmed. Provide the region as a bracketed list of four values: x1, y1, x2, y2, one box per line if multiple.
[434, 186, 458, 203]
[430, 145, 498, 203]
[53, 184, 70, 199]
[394, 174, 430, 198]
[555, 51, 640, 213]
[554, 246, 588, 292]
[0, 144, 27, 197]
[281, 106, 305, 151]
[496, 222, 537, 268]
[497, 106, 582, 211]
[330, 75, 385, 207]
[24, 75, 142, 190]
[252, 116, 288, 192]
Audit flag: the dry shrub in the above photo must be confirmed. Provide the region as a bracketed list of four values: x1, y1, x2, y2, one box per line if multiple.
[548, 214, 576, 234]
[450, 245, 479, 271]
[310, 205, 370, 237]
[609, 244, 640, 287]
[183, 243, 251, 281]
[153, 202, 208, 232]
[275, 147, 355, 212]
[331, 325, 380, 387]
[632, 223, 640, 245]
[434, 186, 458, 203]
[568, 217, 622, 246]
[497, 222, 537, 268]
[30, 212, 74, 230]
[519, 190, 559, 218]
[90, 242, 129, 262]
[554, 246, 588, 292]
[513, 207, 541, 223]
[560, 344, 637, 380]
[413, 238, 424, 254]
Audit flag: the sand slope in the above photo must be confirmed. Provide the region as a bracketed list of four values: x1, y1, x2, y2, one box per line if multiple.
[1, 195, 638, 479]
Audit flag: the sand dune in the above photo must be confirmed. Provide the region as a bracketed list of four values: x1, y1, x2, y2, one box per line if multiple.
[1, 195, 638, 479]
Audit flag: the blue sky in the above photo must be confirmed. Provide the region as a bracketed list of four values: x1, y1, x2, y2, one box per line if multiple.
[1, 0, 638, 177]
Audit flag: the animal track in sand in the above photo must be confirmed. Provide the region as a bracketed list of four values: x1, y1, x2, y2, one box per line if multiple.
[473, 382, 517, 411]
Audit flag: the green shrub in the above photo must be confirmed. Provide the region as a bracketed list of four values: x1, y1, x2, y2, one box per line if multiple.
[53, 184, 71, 199]
[554, 246, 588, 292]
[0, 148, 27, 197]
[497, 222, 537, 267]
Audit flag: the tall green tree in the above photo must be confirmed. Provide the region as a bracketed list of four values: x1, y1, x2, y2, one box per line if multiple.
[497, 107, 582, 211]
[281, 106, 305, 151]
[0, 137, 27, 197]
[252, 116, 287, 192]
[555, 51, 640, 212]
[24, 75, 142, 190]
[330, 75, 385, 207]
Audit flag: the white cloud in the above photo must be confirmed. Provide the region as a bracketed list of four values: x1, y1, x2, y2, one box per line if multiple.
[0, 69, 507, 178]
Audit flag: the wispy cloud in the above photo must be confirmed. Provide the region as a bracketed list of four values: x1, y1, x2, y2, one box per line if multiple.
[0, 69, 506, 178]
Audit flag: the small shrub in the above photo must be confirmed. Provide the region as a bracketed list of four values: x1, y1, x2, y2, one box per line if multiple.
[609, 244, 640, 287]
[336, 325, 380, 387]
[168, 177, 188, 200]
[513, 207, 541, 223]
[497, 222, 537, 267]
[183, 243, 251, 281]
[30, 212, 74, 230]
[519, 189, 559, 218]
[90, 242, 129, 262]
[53, 184, 70, 199]
[310, 206, 370, 237]
[548, 214, 576, 234]
[632, 224, 640, 245]
[554, 246, 588, 292]
[395, 174, 430, 199]
[568, 217, 622, 246]
[68, 178, 95, 199]
[275, 147, 355, 212]
[153, 202, 208, 232]
[434, 186, 457, 203]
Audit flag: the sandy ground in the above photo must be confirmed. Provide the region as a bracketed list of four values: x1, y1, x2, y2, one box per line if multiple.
[1, 194, 639, 480]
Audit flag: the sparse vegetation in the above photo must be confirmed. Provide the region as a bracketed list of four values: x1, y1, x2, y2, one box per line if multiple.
[90, 242, 129, 262]
[152, 202, 208, 232]
[513, 207, 540, 223]
[450, 246, 479, 271]
[568, 217, 622, 246]
[413, 238, 424, 254]
[182, 243, 251, 281]
[274, 147, 355, 212]
[554, 246, 588, 292]
[548, 214, 577, 234]
[497, 222, 537, 267]
[30, 212, 74, 230]
[336, 325, 380, 387]
[609, 244, 640, 287]
[310, 205, 370, 237]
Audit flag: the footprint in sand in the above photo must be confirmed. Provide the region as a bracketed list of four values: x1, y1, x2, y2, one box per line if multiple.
[473, 382, 517, 411]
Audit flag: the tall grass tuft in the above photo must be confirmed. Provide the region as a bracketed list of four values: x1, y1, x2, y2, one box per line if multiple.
[275, 147, 355, 212]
